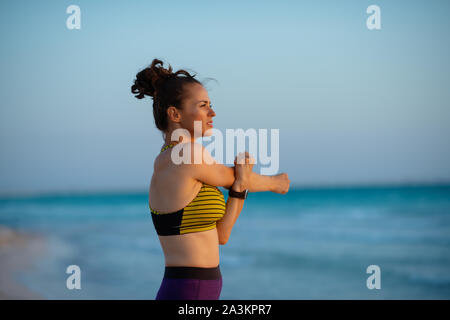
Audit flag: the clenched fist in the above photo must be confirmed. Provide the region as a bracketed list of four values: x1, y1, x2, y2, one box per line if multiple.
[272, 173, 290, 194]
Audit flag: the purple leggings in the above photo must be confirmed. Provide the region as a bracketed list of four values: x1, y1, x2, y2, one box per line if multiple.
[155, 265, 222, 300]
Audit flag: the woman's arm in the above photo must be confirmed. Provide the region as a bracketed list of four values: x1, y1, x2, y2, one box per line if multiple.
[186, 143, 290, 193]
[246, 172, 290, 193]
[216, 179, 247, 245]
[216, 154, 252, 245]
[182, 146, 289, 244]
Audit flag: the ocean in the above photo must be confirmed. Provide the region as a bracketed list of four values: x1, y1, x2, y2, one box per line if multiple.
[1, 184, 449, 299]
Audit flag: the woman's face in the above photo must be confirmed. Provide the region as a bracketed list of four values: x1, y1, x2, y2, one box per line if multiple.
[178, 83, 216, 137]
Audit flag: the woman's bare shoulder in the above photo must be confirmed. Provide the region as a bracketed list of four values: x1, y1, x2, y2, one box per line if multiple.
[149, 159, 202, 212]
[151, 148, 202, 187]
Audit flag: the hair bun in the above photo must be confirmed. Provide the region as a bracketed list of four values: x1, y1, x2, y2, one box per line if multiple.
[131, 58, 202, 132]
[131, 59, 174, 99]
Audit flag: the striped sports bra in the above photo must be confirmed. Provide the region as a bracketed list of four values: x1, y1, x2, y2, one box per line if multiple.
[150, 143, 226, 236]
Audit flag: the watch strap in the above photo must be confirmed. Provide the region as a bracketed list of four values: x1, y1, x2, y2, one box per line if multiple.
[228, 188, 248, 199]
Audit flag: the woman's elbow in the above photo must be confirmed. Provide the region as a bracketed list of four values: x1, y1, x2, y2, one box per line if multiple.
[218, 232, 229, 245]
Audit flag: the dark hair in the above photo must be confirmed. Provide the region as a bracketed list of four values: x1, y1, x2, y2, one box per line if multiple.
[131, 58, 202, 132]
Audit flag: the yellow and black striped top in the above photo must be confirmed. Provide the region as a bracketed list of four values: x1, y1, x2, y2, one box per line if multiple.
[150, 143, 226, 235]
[150, 183, 226, 235]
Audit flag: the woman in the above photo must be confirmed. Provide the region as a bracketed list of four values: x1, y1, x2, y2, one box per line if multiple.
[131, 59, 290, 300]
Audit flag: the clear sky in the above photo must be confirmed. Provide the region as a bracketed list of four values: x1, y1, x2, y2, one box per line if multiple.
[1, 0, 449, 195]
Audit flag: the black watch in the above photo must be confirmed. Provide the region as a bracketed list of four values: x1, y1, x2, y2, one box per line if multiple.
[228, 188, 248, 199]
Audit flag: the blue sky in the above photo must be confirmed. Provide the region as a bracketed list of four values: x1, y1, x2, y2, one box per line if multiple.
[1, 0, 449, 195]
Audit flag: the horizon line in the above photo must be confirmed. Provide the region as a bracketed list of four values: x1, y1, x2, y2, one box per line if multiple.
[1, 179, 450, 200]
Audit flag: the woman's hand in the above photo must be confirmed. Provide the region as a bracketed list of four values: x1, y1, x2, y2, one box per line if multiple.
[232, 152, 255, 192]
[270, 173, 290, 194]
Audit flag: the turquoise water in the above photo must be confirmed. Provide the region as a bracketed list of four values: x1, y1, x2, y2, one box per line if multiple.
[1, 185, 450, 299]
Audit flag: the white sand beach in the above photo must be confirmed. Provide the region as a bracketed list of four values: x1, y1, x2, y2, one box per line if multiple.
[0, 225, 46, 299]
